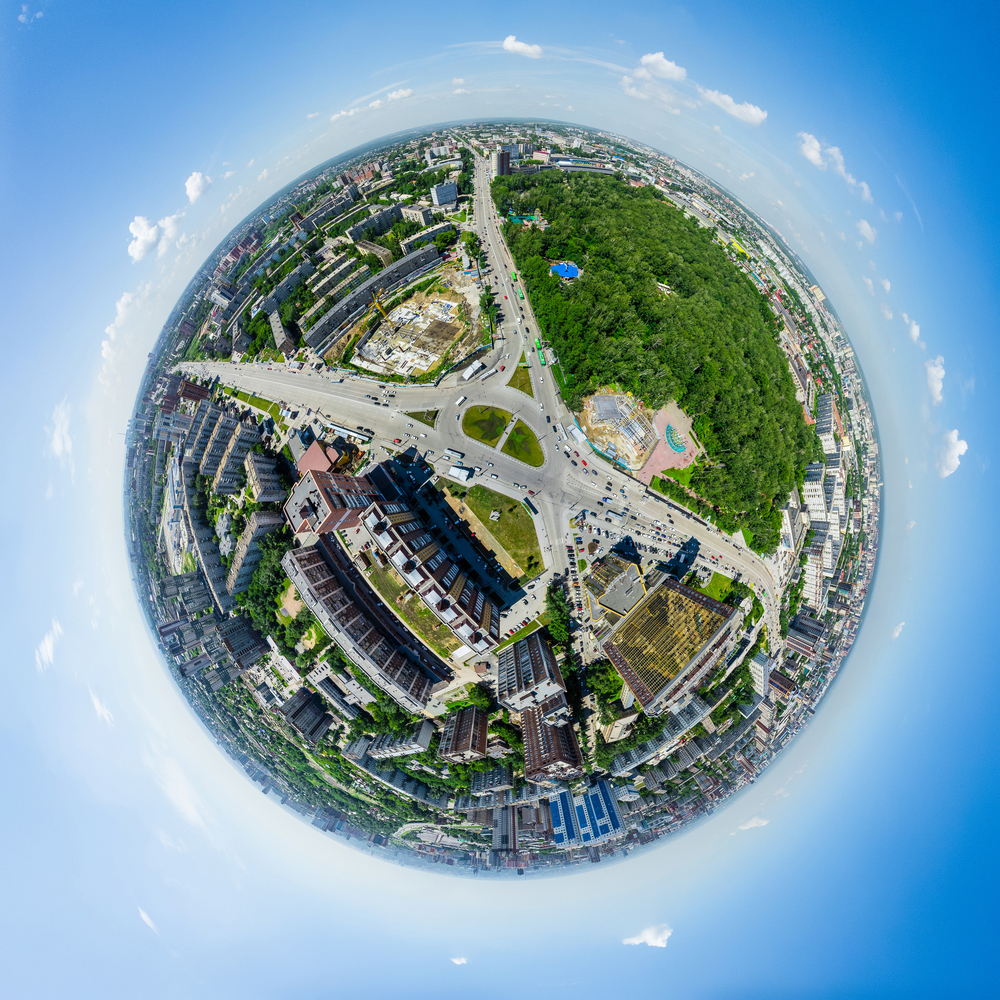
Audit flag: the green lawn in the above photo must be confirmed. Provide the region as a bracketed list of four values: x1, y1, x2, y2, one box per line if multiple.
[460, 484, 544, 578]
[662, 462, 696, 487]
[224, 385, 282, 420]
[688, 571, 732, 603]
[506, 365, 534, 397]
[494, 611, 552, 650]
[180, 552, 197, 574]
[501, 420, 544, 467]
[462, 405, 511, 447]
[578, 558, 587, 572]
[407, 409, 439, 428]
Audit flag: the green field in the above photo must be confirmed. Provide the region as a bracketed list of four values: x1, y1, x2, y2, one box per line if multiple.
[462, 405, 511, 447]
[180, 552, 197, 574]
[662, 462, 696, 487]
[460, 483, 544, 577]
[689, 571, 732, 603]
[406, 409, 439, 428]
[501, 420, 544, 467]
[506, 365, 534, 397]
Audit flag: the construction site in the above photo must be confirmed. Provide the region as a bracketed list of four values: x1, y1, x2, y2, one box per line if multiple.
[576, 392, 659, 470]
[332, 265, 486, 378]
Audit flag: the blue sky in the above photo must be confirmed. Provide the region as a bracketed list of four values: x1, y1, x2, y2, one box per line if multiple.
[3, 1, 999, 996]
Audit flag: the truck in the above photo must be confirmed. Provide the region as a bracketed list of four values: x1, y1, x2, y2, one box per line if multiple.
[462, 361, 485, 380]
[448, 465, 474, 482]
[456, 396, 467, 406]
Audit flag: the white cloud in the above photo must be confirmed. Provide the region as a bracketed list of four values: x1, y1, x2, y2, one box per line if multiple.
[453, 88, 470, 94]
[138, 908, 158, 933]
[738, 171, 754, 181]
[638, 51, 686, 81]
[879, 277, 891, 293]
[306, 112, 319, 118]
[937, 429, 968, 478]
[220, 185, 244, 215]
[48, 398, 73, 471]
[246, 158, 255, 167]
[387, 88, 413, 101]
[89, 687, 114, 727]
[906, 520, 916, 530]
[100, 282, 152, 386]
[697, 86, 767, 125]
[452, 77, 465, 85]
[156, 211, 184, 257]
[223, 170, 235, 179]
[330, 108, 361, 121]
[35, 618, 63, 672]
[906, 317, 920, 343]
[926, 355, 945, 404]
[856, 219, 877, 244]
[503, 34, 543, 58]
[450, 957, 468, 965]
[738, 816, 769, 830]
[127, 215, 160, 261]
[880, 303, 893, 320]
[184, 170, 211, 204]
[369, 99, 382, 109]
[862, 276, 874, 296]
[620, 75, 648, 100]
[257, 168, 269, 182]
[623, 924, 673, 948]
[860, 181, 873, 203]
[797, 131, 825, 168]
[892, 622, 905, 640]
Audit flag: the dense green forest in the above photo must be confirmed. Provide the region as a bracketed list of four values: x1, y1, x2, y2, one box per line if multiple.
[491, 172, 813, 552]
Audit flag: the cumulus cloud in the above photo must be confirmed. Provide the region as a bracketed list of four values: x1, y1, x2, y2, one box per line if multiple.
[17, 5, 43, 24]
[937, 429, 968, 478]
[223, 169, 235, 179]
[35, 618, 63, 672]
[906, 317, 920, 344]
[739, 171, 754, 181]
[623, 924, 673, 948]
[369, 99, 382, 109]
[797, 132, 825, 168]
[880, 303, 893, 320]
[452, 77, 465, 85]
[637, 51, 686, 81]
[127, 216, 160, 261]
[330, 108, 361, 121]
[257, 168, 269, 181]
[862, 276, 874, 296]
[892, 622, 905, 640]
[926, 355, 945, 404]
[856, 219, 877, 244]
[453, 88, 470, 94]
[879, 277, 891, 293]
[450, 957, 468, 965]
[100, 282, 152, 386]
[697, 86, 767, 125]
[184, 171, 211, 203]
[89, 687, 114, 727]
[138, 908, 158, 933]
[738, 816, 769, 830]
[503, 34, 543, 58]
[387, 88, 412, 101]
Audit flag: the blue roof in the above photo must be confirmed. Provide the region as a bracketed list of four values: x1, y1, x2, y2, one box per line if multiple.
[550, 262, 579, 279]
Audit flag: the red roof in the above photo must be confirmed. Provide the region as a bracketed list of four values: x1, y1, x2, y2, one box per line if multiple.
[297, 440, 332, 477]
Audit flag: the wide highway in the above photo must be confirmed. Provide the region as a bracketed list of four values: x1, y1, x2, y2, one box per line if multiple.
[179, 149, 782, 647]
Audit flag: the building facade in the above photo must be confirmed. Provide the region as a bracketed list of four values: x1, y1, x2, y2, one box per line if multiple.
[226, 510, 284, 595]
[284, 469, 383, 535]
[521, 705, 584, 783]
[437, 705, 488, 763]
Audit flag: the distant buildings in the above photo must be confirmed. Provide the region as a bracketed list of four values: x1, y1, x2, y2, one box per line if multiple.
[490, 150, 510, 177]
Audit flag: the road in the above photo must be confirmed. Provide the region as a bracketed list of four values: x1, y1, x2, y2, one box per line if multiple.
[179, 149, 781, 649]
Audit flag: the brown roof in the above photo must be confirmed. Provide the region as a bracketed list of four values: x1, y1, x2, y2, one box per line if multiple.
[297, 440, 332, 477]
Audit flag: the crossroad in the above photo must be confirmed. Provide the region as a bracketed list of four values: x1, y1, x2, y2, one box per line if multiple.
[180, 149, 782, 648]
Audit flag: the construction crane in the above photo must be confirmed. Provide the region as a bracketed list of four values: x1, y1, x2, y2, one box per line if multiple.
[360, 288, 392, 329]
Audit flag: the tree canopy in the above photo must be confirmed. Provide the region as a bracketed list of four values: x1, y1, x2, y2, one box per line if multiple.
[491, 171, 813, 552]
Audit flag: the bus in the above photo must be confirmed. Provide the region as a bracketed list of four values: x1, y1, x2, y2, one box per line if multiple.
[511, 272, 518, 282]
[535, 337, 546, 365]
[522, 497, 539, 516]
[517, 288, 524, 301]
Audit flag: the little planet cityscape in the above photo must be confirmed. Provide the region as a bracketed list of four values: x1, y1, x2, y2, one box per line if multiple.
[125, 120, 881, 877]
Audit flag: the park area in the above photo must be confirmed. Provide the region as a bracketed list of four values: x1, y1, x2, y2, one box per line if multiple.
[406, 409, 438, 428]
[462, 405, 511, 447]
[501, 420, 544, 467]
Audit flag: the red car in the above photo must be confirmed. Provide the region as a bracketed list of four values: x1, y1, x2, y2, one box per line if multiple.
[499, 365, 505, 371]
[581, 460, 587, 466]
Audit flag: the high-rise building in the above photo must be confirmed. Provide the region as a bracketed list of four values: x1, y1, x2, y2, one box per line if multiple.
[801, 463, 827, 523]
[815, 393, 838, 453]
[490, 150, 510, 177]
[470, 765, 515, 796]
[492, 804, 518, 852]
[522, 705, 584, 783]
[280, 688, 334, 744]
[437, 705, 488, 763]
[283, 469, 383, 534]
[496, 633, 566, 714]
[548, 780, 624, 847]
[430, 180, 458, 206]
[366, 720, 435, 759]
[244, 450, 286, 503]
[185, 400, 223, 467]
[216, 615, 268, 671]
[226, 510, 284, 595]
[212, 419, 261, 495]
[199, 409, 239, 477]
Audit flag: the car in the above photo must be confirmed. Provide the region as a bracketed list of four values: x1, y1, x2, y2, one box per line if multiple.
[546, 416, 551, 423]
[487, 462, 494, 467]
[513, 482, 519, 489]
[574, 451, 579, 457]
[528, 490, 535, 496]
[520, 484, 527, 491]
[499, 365, 505, 372]
[570, 460, 577, 466]
[581, 460, 587, 466]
